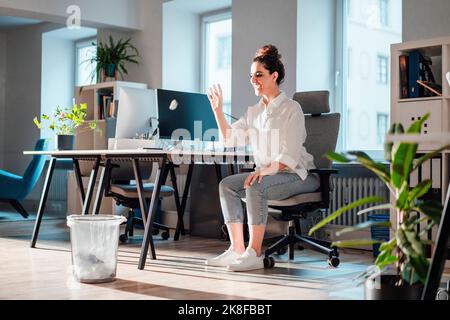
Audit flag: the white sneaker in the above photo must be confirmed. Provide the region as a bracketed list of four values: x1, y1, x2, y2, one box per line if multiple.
[205, 248, 242, 267]
[227, 248, 264, 272]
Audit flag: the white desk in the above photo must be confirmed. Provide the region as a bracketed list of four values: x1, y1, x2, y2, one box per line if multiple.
[24, 148, 253, 270]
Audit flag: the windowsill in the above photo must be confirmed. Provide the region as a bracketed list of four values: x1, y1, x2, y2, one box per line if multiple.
[331, 161, 389, 178]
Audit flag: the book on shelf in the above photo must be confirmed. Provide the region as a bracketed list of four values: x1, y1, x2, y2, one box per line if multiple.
[407, 50, 438, 98]
[98, 94, 114, 119]
[408, 51, 424, 98]
[399, 55, 409, 99]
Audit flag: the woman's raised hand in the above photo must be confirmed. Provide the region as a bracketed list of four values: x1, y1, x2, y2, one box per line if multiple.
[208, 84, 223, 114]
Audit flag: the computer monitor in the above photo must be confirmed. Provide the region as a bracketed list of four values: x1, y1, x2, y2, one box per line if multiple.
[155, 89, 218, 142]
[115, 87, 158, 139]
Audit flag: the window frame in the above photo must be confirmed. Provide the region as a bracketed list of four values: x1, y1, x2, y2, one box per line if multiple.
[376, 112, 389, 145]
[379, 0, 389, 27]
[377, 54, 389, 85]
[75, 37, 97, 86]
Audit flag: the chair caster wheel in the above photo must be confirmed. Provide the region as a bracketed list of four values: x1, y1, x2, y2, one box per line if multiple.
[328, 256, 340, 268]
[152, 228, 160, 236]
[297, 245, 305, 251]
[161, 231, 170, 240]
[437, 289, 449, 300]
[276, 247, 287, 255]
[264, 257, 275, 268]
[119, 234, 128, 243]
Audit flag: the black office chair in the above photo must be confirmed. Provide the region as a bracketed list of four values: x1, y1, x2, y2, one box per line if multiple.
[263, 91, 341, 268]
[104, 161, 174, 243]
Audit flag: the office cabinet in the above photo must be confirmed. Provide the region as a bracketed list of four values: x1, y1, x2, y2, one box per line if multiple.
[391, 37, 450, 265]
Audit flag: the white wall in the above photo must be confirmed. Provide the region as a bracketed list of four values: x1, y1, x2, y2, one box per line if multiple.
[125, 0, 163, 89]
[163, 5, 201, 92]
[0, 31, 5, 168]
[0, 0, 163, 173]
[3, 22, 63, 173]
[297, 0, 336, 97]
[232, 0, 297, 117]
[403, 0, 450, 42]
[41, 31, 76, 141]
[0, 0, 140, 30]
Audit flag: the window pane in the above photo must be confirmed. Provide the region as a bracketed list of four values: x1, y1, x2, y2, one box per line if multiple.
[77, 43, 97, 86]
[344, 0, 401, 152]
[204, 18, 232, 118]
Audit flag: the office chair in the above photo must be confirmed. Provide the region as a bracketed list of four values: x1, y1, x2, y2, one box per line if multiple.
[262, 91, 341, 268]
[103, 161, 174, 243]
[0, 139, 48, 218]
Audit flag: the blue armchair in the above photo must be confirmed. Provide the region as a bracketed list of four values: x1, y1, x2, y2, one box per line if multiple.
[0, 139, 48, 218]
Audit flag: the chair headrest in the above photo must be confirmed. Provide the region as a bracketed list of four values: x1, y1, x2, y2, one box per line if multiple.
[293, 91, 330, 115]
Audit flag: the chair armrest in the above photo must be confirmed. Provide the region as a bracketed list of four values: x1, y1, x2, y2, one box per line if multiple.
[309, 169, 338, 175]
[309, 168, 338, 209]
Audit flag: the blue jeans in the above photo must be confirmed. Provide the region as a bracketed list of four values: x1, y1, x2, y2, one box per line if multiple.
[219, 172, 320, 226]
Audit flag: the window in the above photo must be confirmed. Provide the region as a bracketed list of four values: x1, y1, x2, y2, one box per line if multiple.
[201, 11, 232, 120]
[217, 35, 231, 70]
[377, 113, 389, 145]
[76, 38, 97, 86]
[379, 0, 389, 26]
[336, 0, 402, 157]
[377, 55, 389, 85]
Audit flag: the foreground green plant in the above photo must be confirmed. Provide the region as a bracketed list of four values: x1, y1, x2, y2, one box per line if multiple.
[310, 113, 448, 285]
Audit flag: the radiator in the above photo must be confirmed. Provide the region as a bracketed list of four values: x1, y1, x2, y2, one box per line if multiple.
[325, 176, 389, 226]
[28, 168, 67, 202]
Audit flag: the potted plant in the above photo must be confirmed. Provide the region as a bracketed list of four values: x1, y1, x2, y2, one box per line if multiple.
[309, 113, 448, 300]
[88, 35, 140, 83]
[34, 103, 97, 150]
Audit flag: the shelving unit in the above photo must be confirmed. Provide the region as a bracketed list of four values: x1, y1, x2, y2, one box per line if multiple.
[391, 37, 450, 265]
[74, 81, 147, 155]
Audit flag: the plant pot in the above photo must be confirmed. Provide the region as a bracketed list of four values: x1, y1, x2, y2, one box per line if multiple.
[102, 64, 117, 81]
[365, 274, 424, 300]
[55, 134, 74, 150]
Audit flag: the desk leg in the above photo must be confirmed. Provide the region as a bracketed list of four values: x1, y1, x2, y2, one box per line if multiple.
[174, 163, 194, 241]
[73, 159, 85, 206]
[82, 157, 100, 215]
[30, 157, 56, 248]
[229, 163, 235, 175]
[169, 164, 183, 241]
[93, 159, 110, 215]
[132, 158, 148, 226]
[138, 159, 166, 269]
[215, 163, 223, 184]
[422, 183, 450, 300]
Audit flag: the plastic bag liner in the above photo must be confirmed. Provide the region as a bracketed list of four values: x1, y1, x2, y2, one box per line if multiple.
[67, 215, 127, 283]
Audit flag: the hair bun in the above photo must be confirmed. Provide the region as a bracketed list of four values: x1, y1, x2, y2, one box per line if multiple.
[255, 44, 281, 60]
[252, 44, 285, 86]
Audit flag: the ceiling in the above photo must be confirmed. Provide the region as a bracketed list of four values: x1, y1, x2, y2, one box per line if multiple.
[164, 0, 231, 14]
[0, 15, 43, 29]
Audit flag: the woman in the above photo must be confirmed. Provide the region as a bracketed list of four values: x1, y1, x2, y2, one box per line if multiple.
[205, 44, 320, 272]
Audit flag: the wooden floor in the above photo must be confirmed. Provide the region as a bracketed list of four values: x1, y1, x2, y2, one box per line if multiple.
[0, 218, 443, 300]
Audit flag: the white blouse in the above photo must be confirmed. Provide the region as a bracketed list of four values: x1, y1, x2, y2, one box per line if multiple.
[223, 91, 315, 180]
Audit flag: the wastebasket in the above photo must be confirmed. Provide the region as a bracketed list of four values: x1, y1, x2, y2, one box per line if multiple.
[67, 215, 126, 283]
[368, 213, 390, 258]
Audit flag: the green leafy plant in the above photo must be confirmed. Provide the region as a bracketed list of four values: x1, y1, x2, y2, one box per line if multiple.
[87, 35, 140, 82]
[309, 113, 448, 285]
[34, 103, 97, 135]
